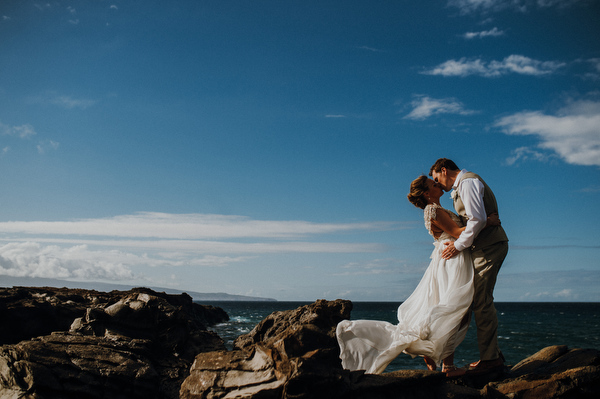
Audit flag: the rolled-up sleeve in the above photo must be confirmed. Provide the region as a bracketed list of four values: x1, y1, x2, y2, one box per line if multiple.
[454, 178, 486, 251]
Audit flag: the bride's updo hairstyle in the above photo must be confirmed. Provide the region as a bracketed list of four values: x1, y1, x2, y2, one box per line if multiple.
[407, 175, 429, 209]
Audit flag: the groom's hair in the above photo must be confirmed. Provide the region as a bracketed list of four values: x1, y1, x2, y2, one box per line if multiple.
[429, 158, 459, 176]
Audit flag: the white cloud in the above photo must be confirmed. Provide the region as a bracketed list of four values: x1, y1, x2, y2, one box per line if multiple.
[582, 58, 600, 81]
[462, 27, 505, 39]
[28, 93, 97, 109]
[325, 114, 346, 118]
[448, 0, 583, 14]
[358, 46, 384, 52]
[580, 185, 600, 193]
[505, 146, 554, 165]
[2, 237, 386, 255]
[423, 55, 565, 77]
[0, 122, 37, 138]
[51, 95, 96, 109]
[403, 95, 476, 120]
[496, 99, 600, 166]
[336, 258, 425, 276]
[0, 212, 400, 240]
[0, 213, 399, 282]
[0, 242, 135, 281]
[37, 140, 59, 154]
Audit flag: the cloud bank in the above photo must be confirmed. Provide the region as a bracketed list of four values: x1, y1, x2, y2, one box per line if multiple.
[0, 242, 135, 281]
[0, 213, 400, 281]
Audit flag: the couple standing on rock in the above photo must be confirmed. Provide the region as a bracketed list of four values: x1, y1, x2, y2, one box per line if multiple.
[336, 158, 509, 378]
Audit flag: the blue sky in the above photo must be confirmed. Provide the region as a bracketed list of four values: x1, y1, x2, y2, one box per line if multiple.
[0, 0, 599, 301]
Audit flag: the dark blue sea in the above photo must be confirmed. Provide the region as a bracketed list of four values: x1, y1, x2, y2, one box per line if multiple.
[201, 301, 600, 372]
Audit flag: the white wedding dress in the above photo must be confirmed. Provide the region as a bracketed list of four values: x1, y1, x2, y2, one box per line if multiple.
[336, 204, 474, 374]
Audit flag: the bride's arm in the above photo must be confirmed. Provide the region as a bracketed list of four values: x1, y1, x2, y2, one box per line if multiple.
[431, 210, 465, 239]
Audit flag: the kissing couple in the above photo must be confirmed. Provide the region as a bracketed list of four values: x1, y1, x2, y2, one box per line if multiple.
[336, 158, 509, 377]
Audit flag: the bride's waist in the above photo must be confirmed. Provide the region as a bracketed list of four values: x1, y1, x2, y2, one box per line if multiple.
[434, 234, 456, 243]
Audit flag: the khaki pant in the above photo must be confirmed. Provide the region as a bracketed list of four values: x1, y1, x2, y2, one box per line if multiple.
[471, 241, 509, 361]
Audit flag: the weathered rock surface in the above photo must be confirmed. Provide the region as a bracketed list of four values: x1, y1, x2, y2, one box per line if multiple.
[2, 291, 599, 399]
[181, 299, 353, 399]
[0, 286, 228, 399]
[180, 300, 600, 399]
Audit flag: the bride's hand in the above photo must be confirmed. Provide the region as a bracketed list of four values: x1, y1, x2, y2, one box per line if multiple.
[486, 213, 501, 227]
[442, 242, 459, 259]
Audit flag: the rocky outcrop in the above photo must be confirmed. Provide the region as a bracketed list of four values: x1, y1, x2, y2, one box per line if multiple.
[180, 299, 353, 399]
[2, 290, 599, 399]
[0, 286, 228, 399]
[180, 300, 600, 399]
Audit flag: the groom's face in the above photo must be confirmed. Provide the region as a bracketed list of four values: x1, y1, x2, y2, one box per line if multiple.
[431, 168, 452, 192]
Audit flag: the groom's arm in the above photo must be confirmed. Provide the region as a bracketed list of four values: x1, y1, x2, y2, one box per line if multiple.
[442, 178, 486, 259]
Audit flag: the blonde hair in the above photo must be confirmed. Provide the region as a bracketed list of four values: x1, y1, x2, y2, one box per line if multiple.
[407, 175, 429, 209]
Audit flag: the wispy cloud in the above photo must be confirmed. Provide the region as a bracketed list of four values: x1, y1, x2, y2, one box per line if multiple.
[579, 185, 600, 193]
[51, 95, 96, 109]
[0, 122, 36, 138]
[582, 58, 600, 81]
[0, 121, 59, 155]
[498, 270, 600, 301]
[505, 146, 554, 165]
[462, 27, 505, 39]
[0, 212, 401, 240]
[403, 95, 477, 120]
[496, 99, 600, 166]
[423, 55, 565, 77]
[358, 46, 384, 53]
[37, 140, 59, 154]
[28, 93, 97, 109]
[336, 258, 425, 276]
[67, 6, 79, 24]
[325, 114, 347, 118]
[0, 213, 402, 282]
[448, 0, 584, 15]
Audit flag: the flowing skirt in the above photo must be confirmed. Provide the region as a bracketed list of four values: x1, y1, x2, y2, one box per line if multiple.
[336, 240, 474, 374]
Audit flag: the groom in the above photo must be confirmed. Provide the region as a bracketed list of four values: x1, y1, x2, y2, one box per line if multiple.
[429, 158, 509, 374]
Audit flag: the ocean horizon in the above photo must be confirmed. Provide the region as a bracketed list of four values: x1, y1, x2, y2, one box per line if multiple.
[203, 301, 600, 373]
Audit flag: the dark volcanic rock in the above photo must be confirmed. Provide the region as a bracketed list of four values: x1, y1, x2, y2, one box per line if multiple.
[0, 286, 228, 399]
[180, 300, 600, 399]
[181, 299, 353, 399]
[3, 291, 600, 399]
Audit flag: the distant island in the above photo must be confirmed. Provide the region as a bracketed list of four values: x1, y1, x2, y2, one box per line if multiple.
[0, 276, 277, 302]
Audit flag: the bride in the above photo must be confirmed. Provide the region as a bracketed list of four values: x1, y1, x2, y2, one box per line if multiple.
[336, 176, 497, 377]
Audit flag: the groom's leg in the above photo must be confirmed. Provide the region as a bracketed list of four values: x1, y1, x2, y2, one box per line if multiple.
[471, 241, 508, 361]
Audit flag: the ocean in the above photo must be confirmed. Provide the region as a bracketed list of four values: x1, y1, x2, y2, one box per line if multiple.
[202, 301, 600, 372]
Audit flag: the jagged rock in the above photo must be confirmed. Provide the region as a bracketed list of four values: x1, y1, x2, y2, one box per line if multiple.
[180, 301, 600, 399]
[180, 299, 353, 399]
[3, 291, 600, 399]
[486, 345, 600, 398]
[0, 286, 229, 399]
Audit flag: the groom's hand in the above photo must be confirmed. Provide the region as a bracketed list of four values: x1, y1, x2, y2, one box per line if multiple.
[442, 242, 459, 259]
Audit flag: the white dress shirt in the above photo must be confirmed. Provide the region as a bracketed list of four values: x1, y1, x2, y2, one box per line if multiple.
[453, 169, 487, 252]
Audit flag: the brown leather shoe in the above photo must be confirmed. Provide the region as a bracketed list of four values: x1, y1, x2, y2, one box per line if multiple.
[466, 357, 504, 375]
